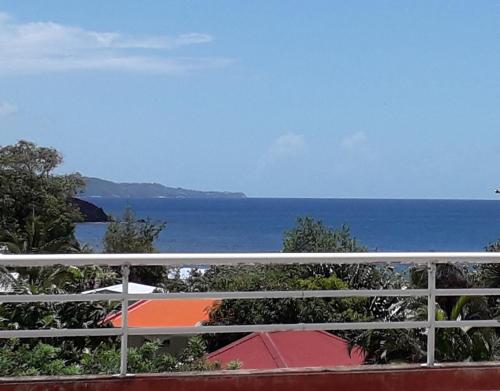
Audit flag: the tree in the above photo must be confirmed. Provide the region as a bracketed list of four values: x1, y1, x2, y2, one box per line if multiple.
[283, 217, 364, 253]
[104, 206, 166, 285]
[0, 141, 120, 361]
[282, 217, 395, 292]
[410, 263, 470, 316]
[0, 264, 120, 360]
[0, 140, 62, 176]
[353, 262, 499, 364]
[0, 140, 84, 254]
[0, 215, 81, 254]
[188, 217, 402, 351]
[479, 240, 500, 288]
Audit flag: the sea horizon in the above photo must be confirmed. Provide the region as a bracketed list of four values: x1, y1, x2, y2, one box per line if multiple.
[82, 195, 500, 201]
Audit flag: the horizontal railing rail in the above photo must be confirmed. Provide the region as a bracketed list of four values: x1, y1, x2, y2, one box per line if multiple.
[2, 252, 500, 267]
[1, 252, 500, 375]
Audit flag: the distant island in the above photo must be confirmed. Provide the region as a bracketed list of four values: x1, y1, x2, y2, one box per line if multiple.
[79, 177, 247, 199]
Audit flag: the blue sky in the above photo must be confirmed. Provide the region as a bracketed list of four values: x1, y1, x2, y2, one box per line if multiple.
[0, 1, 499, 199]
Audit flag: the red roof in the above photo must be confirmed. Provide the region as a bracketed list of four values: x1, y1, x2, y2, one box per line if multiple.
[207, 330, 364, 369]
[105, 299, 218, 327]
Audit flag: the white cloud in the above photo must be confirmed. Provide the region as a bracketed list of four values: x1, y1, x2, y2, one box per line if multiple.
[0, 12, 10, 24]
[340, 131, 368, 150]
[0, 12, 230, 75]
[258, 133, 306, 169]
[270, 133, 306, 158]
[0, 101, 17, 116]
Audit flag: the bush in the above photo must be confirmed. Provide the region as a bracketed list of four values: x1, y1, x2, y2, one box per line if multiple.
[0, 337, 220, 377]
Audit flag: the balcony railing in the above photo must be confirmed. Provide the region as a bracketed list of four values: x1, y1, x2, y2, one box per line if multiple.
[1, 252, 500, 376]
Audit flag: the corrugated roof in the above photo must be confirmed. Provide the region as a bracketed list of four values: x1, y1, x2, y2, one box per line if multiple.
[106, 299, 218, 327]
[207, 330, 365, 369]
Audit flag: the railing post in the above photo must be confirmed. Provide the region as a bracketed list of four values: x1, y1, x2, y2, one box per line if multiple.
[120, 264, 130, 376]
[426, 261, 436, 366]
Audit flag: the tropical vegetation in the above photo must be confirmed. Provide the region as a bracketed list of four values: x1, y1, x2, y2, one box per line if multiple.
[1, 140, 500, 375]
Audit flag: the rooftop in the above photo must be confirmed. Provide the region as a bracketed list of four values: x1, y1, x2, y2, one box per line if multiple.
[105, 298, 218, 327]
[82, 282, 158, 295]
[208, 330, 365, 369]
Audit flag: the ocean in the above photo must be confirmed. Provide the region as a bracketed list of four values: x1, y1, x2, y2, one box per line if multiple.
[76, 198, 500, 253]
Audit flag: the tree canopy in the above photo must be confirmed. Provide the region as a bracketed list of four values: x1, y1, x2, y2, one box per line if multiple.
[0, 141, 119, 364]
[104, 206, 166, 285]
[170, 217, 402, 351]
[0, 140, 84, 254]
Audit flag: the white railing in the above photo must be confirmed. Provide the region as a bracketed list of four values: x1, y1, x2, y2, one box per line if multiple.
[1, 252, 500, 375]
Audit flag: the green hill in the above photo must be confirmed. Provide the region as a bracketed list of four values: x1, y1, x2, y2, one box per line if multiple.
[80, 177, 246, 199]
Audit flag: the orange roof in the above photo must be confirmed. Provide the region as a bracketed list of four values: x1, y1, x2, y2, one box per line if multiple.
[106, 299, 218, 328]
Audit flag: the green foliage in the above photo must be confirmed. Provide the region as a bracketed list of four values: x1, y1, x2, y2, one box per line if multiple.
[352, 329, 426, 364]
[104, 207, 165, 254]
[0, 340, 81, 376]
[0, 265, 120, 359]
[410, 263, 473, 316]
[10, 264, 119, 294]
[0, 140, 84, 254]
[283, 217, 365, 253]
[486, 240, 500, 252]
[162, 267, 206, 292]
[479, 240, 500, 288]
[0, 265, 119, 331]
[0, 141, 120, 360]
[281, 217, 395, 291]
[186, 217, 402, 350]
[178, 336, 220, 371]
[79, 343, 121, 374]
[226, 360, 243, 370]
[433, 293, 498, 362]
[353, 262, 499, 364]
[0, 338, 219, 377]
[104, 206, 166, 285]
[353, 299, 500, 364]
[0, 140, 62, 176]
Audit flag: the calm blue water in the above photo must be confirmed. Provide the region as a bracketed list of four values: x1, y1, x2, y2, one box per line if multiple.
[76, 198, 500, 252]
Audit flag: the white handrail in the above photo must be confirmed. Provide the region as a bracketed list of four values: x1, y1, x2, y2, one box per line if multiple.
[1, 252, 500, 375]
[1, 251, 500, 266]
